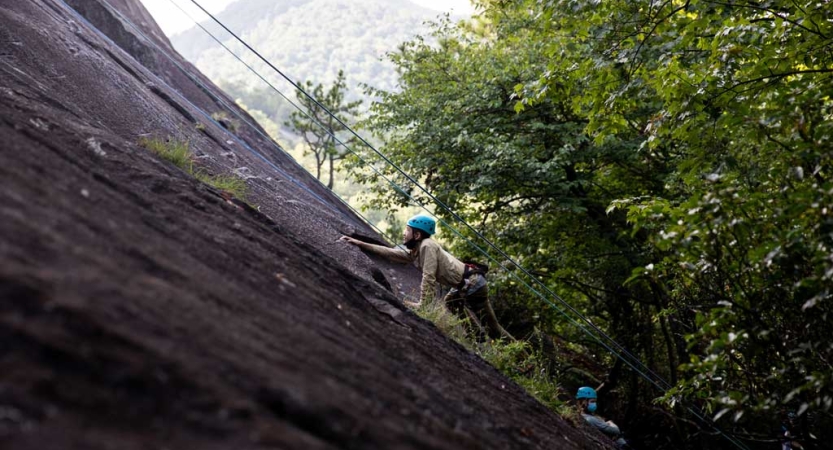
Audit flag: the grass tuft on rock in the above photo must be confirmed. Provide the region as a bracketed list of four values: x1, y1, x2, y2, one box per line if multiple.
[415, 298, 471, 347]
[195, 171, 248, 201]
[140, 137, 247, 201]
[141, 137, 193, 173]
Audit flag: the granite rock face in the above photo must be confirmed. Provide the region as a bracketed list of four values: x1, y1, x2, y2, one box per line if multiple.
[0, 1, 607, 448]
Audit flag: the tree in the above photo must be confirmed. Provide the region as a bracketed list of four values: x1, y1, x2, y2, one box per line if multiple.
[513, 0, 833, 443]
[286, 70, 362, 188]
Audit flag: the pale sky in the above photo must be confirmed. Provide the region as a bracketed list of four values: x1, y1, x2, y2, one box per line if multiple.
[141, 0, 476, 36]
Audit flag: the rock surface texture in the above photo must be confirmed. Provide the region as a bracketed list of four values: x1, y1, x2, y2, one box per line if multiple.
[0, 0, 609, 448]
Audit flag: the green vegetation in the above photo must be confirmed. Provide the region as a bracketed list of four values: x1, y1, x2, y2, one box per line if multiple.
[415, 299, 566, 414]
[351, 1, 833, 448]
[414, 298, 470, 345]
[478, 339, 566, 413]
[140, 137, 193, 172]
[194, 171, 248, 201]
[140, 137, 248, 201]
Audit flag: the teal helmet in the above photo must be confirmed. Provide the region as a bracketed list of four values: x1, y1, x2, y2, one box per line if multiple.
[407, 214, 436, 236]
[576, 386, 597, 400]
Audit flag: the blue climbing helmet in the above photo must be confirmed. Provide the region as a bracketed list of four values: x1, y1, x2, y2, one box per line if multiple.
[576, 386, 597, 400]
[407, 214, 436, 236]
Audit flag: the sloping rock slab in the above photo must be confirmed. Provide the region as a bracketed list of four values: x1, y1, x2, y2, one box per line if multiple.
[0, 1, 605, 449]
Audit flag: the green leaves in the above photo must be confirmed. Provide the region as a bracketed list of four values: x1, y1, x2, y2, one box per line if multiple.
[351, 0, 833, 446]
[547, 0, 833, 430]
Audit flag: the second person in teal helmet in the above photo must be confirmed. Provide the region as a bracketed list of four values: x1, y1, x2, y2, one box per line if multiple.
[575, 386, 630, 449]
[341, 214, 512, 340]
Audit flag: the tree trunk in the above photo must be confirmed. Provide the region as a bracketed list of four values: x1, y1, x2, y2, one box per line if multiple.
[327, 153, 334, 189]
[315, 152, 323, 181]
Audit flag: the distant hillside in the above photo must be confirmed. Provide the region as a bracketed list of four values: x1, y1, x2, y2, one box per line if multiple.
[171, 0, 454, 95]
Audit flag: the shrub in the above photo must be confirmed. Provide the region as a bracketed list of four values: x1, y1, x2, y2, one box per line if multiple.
[477, 339, 566, 412]
[413, 298, 567, 414]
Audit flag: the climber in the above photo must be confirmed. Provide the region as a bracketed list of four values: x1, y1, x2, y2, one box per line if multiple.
[575, 386, 630, 449]
[340, 214, 512, 340]
[780, 411, 805, 450]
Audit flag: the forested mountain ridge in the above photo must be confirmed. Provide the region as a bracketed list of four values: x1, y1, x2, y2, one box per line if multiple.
[171, 0, 448, 95]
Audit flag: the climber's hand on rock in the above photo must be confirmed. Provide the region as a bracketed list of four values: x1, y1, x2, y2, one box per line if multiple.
[402, 295, 420, 309]
[340, 236, 361, 246]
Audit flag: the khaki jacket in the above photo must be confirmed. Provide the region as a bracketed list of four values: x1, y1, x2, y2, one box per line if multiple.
[362, 239, 465, 304]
